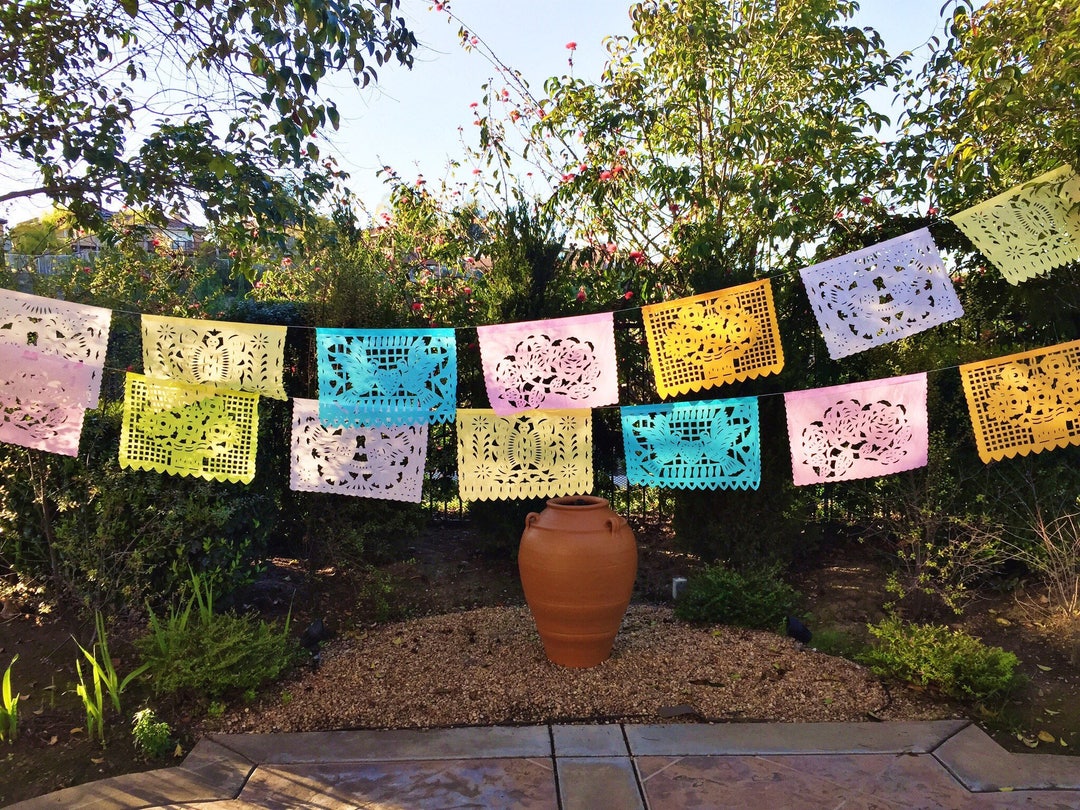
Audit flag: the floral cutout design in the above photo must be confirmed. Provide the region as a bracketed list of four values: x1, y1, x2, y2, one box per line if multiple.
[477, 312, 618, 414]
[785, 374, 928, 485]
[799, 229, 964, 359]
[141, 315, 287, 399]
[950, 165, 1080, 284]
[456, 409, 592, 501]
[119, 373, 259, 483]
[0, 345, 98, 456]
[290, 399, 428, 502]
[620, 398, 760, 490]
[642, 279, 784, 398]
[960, 340, 1080, 463]
[0, 288, 111, 406]
[317, 329, 457, 426]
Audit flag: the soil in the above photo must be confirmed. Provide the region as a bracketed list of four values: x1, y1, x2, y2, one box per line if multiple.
[1, 518, 1078, 806]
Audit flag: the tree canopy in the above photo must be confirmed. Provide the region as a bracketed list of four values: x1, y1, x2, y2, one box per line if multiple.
[0, 0, 417, 263]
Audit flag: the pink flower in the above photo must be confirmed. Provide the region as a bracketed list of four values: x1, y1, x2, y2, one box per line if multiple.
[617, 147, 628, 158]
[561, 173, 576, 183]
[472, 168, 482, 175]
[860, 196, 872, 205]
[578, 163, 588, 173]
[434, 2, 443, 9]
[254, 280, 265, 288]
[82, 266, 92, 274]
[605, 242, 618, 254]
[576, 286, 587, 302]
[469, 101, 479, 109]
[282, 257, 292, 266]
[566, 42, 577, 50]
[611, 164, 625, 176]
[623, 290, 634, 300]
[928, 206, 940, 216]
[470, 36, 478, 45]
[462, 286, 472, 295]
[629, 250, 646, 266]
[599, 170, 612, 181]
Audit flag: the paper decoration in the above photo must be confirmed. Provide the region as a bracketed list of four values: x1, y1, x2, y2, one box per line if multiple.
[950, 165, 1080, 284]
[141, 314, 287, 399]
[784, 373, 929, 485]
[620, 398, 760, 490]
[0, 288, 111, 406]
[960, 340, 1080, 463]
[290, 399, 428, 502]
[317, 329, 457, 426]
[456, 408, 592, 500]
[477, 312, 618, 414]
[119, 372, 259, 483]
[799, 229, 964, 359]
[642, 279, 784, 398]
[0, 345, 98, 456]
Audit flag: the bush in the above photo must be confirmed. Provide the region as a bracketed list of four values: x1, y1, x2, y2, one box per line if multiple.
[136, 574, 299, 699]
[861, 615, 1022, 702]
[674, 563, 800, 630]
[131, 708, 172, 758]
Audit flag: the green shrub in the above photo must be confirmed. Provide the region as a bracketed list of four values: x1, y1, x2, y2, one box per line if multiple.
[131, 708, 173, 758]
[861, 616, 1022, 702]
[136, 574, 299, 699]
[674, 563, 800, 630]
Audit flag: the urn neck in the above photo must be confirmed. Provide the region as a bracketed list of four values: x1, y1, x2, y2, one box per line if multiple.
[545, 495, 610, 511]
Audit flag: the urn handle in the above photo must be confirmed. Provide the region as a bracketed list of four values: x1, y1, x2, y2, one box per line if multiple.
[525, 512, 541, 529]
[605, 517, 621, 537]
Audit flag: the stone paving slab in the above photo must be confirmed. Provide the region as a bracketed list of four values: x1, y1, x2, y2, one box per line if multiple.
[210, 724, 552, 764]
[558, 756, 644, 810]
[934, 723, 1080, 792]
[637, 753, 1080, 810]
[552, 723, 629, 757]
[236, 758, 558, 809]
[8, 764, 244, 810]
[624, 719, 970, 756]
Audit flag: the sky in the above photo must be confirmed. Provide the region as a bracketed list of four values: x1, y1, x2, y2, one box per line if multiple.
[0, 0, 959, 228]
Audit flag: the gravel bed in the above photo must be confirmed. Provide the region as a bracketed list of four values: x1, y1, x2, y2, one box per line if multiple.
[214, 605, 954, 733]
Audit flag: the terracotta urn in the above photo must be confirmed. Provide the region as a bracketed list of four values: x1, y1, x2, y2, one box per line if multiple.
[518, 496, 638, 667]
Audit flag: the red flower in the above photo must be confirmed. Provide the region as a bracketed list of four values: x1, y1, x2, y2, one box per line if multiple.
[411, 301, 423, 311]
[282, 257, 293, 266]
[617, 147, 628, 158]
[462, 286, 472, 296]
[860, 196, 872, 205]
[578, 163, 588, 173]
[611, 164, 625, 176]
[561, 173, 576, 183]
[566, 41, 577, 50]
[576, 286, 587, 302]
[623, 290, 634, 300]
[469, 101, 479, 109]
[928, 206, 940, 216]
[599, 170, 613, 181]
[629, 250, 646, 266]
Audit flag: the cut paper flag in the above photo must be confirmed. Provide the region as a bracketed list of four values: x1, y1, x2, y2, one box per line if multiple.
[456, 408, 592, 501]
[119, 372, 259, 483]
[799, 229, 964, 359]
[950, 165, 1080, 284]
[0, 287, 111, 406]
[0, 345, 98, 456]
[477, 312, 618, 414]
[960, 340, 1080, 463]
[290, 398, 428, 502]
[317, 328, 457, 427]
[784, 373, 929, 485]
[141, 314, 287, 399]
[620, 397, 760, 490]
[642, 279, 784, 398]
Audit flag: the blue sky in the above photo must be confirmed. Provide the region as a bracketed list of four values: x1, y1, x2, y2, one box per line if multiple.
[1, 0, 959, 226]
